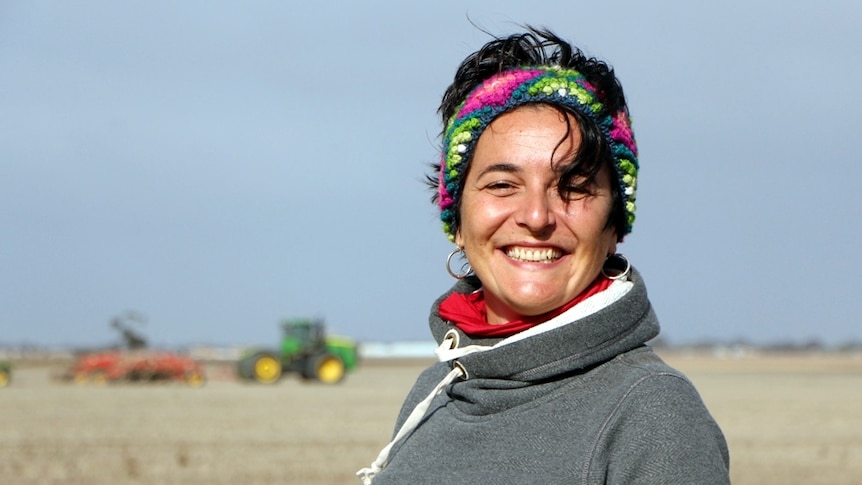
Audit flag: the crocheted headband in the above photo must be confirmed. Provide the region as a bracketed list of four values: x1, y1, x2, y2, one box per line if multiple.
[438, 66, 639, 242]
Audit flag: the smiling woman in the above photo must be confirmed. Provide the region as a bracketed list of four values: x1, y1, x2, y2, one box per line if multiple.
[357, 27, 730, 484]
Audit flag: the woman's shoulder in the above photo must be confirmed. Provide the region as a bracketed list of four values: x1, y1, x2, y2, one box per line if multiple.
[614, 345, 688, 378]
[411, 361, 452, 389]
[594, 347, 731, 480]
[392, 361, 452, 429]
[608, 347, 721, 426]
[604, 346, 711, 408]
[396, 361, 451, 406]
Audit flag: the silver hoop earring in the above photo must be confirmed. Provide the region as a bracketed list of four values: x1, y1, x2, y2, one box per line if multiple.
[602, 253, 631, 281]
[446, 248, 473, 280]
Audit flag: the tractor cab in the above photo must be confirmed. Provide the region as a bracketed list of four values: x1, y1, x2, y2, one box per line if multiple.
[280, 318, 325, 357]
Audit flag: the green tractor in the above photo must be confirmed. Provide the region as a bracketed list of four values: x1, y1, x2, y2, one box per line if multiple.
[237, 318, 358, 384]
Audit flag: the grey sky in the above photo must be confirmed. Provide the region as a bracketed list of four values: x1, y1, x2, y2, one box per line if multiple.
[2, 1, 860, 348]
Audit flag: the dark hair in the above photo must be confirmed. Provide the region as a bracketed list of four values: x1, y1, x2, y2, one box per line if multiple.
[428, 27, 630, 240]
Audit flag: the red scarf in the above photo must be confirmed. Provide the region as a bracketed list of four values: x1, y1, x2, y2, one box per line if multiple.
[438, 277, 612, 338]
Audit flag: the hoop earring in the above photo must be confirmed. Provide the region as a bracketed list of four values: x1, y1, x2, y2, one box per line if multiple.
[602, 253, 631, 281]
[446, 248, 473, 280]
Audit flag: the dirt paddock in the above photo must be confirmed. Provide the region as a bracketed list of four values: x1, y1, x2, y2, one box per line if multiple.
[2, 351, 861, 484]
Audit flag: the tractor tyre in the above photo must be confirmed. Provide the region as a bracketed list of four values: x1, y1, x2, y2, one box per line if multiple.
[249, 352, 283, 384]
[185, 370, 206, 387]
[91, 371, 109, 386]
[305, 353, 346, 384]
[0, 369, 9, 388]
[74, 371, 108, 386]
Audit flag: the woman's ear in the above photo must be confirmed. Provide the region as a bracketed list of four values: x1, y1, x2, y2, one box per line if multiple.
[606, 230, 618, 255]
[455, 229, 464, 248]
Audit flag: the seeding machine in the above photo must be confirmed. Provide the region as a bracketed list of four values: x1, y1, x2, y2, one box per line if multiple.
[62, 311, 205, 386]
[65, 349, 205, 386]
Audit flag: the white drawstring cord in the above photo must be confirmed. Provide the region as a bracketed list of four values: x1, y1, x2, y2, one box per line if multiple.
[357, 331, 481, 484]
[356, 363, 465, 484]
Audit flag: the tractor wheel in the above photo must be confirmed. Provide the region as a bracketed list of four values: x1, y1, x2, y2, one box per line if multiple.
[73, 372, 90, 385]
[185, 370, 205, 387]
[250, 353, 282, 384]
[0, 369, 9, 388]
[306, 353, 346, 384]
[74, 371, 108, 386]
[91, 371, 109, 386]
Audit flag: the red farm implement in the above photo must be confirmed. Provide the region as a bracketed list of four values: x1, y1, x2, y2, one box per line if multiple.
[62, 311, 205, 386]
[66, 350, 205, 386]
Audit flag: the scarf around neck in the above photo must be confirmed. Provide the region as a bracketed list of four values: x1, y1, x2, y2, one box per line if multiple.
[438, 276, 612, 338]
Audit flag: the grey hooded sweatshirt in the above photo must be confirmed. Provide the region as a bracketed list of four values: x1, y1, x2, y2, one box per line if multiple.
[364, 268, 730, 484]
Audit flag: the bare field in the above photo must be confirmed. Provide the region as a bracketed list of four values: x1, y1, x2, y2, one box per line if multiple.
[2, 352, 861, 485]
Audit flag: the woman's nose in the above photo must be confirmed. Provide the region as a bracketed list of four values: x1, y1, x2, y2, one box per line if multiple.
[514, 189, 555, 233]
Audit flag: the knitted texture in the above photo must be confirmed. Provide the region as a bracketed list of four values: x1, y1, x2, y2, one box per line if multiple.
[438, 66, 639, 242]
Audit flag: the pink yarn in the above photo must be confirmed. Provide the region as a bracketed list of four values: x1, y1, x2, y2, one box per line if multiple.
[458, 70, 543, 118]
[610, 112, 636, 154]
[439, 196, 454, 210]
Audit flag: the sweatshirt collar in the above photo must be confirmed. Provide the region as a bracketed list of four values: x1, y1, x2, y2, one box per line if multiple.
[428, 267, 660, 382]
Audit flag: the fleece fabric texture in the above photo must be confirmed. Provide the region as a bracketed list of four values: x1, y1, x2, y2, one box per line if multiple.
[370, 268, 730, 485]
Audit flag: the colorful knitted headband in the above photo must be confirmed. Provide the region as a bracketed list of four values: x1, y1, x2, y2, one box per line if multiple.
[438, 66, 639, 242]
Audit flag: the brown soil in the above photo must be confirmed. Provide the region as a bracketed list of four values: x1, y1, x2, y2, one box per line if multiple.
[2, 352, 860, 484]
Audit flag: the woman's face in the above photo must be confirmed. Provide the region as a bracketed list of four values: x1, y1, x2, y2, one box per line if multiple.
[455, 105, 618, 324]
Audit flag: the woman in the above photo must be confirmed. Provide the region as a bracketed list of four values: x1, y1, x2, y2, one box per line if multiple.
[358, 28, 730, 484]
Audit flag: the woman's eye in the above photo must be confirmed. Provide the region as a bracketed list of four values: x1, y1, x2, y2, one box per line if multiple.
[561, 185, 591, 200]
[486, 181, 515, 191]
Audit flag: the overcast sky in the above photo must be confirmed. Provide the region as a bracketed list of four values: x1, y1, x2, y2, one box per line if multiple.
[2, 1, 860, 348]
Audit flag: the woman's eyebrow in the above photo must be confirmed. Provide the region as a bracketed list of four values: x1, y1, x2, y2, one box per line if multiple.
[476, 163, 520, 178]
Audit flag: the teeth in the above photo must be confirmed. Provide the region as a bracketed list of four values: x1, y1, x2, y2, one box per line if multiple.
[507, 247, 561, 263]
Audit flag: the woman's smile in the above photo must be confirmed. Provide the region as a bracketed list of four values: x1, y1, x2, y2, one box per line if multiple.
[504, 246, 563, 263]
